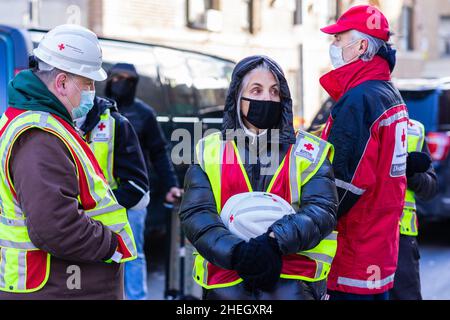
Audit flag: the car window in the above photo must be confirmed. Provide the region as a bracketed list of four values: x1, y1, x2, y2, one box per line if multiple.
[153, 47, 196, 116]
[439, 90, 450, 131]
[30, 32, 234, 119]
[308, 98, 334, 132]
[97, 41, 166, 115]
[185, 53, 233, 117]
[401, 90, 440, 132]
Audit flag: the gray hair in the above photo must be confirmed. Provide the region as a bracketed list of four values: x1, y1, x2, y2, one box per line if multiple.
[238, 61, 280, 98]
[34, 58, 66, 85]
[236, 61, 281, 131]
[351, 30, 386, 62]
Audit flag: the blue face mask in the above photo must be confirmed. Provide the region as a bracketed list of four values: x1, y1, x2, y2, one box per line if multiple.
[72, 90, 95, 119]
[67, 76, 95, 119]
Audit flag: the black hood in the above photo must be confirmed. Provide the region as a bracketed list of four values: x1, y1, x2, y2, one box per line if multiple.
[376, 43, 397, 73]
[81, 96, 118, 133]
[222, 55, 296, 144]
[105, 63, 139, 107]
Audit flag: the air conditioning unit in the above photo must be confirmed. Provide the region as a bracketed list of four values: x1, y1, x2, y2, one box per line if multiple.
[205, 9, 223, 32]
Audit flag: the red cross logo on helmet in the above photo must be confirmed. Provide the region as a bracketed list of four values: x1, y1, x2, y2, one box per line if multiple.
[58, 43, 65, 51]
[229, 215, 234, 223]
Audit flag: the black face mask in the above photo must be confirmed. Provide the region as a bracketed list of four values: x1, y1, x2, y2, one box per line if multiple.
[110, 79, 136, 106]
[241, 97, 282, 130]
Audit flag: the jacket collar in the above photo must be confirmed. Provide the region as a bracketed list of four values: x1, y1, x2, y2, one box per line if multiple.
[81, 96, 117, 133]
[8, 70, 74, 125]
[320, 56, 391, 101]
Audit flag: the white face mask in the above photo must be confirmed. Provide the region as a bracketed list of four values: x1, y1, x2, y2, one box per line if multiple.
[329, 39, 361, 69]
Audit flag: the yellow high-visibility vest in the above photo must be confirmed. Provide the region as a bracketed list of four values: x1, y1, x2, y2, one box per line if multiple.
[0, 108, 136, 293]
[192, 131, 338, 289]
[401, 119, 426, 236]
[86, 108, 118, 190]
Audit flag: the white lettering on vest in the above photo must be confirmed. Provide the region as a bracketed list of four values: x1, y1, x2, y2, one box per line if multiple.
[66, 265, 81, 290]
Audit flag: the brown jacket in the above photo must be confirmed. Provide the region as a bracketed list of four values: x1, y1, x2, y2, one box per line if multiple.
[0, 129, 123, 300]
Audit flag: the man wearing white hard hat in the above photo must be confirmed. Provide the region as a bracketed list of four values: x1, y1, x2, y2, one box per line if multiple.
[0, 24, 137, 299]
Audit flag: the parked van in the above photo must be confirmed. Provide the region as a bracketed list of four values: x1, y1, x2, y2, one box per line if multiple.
[0, 25, 33, 112]
[1, 25, 235, 234]
[395, 78, 450, 221]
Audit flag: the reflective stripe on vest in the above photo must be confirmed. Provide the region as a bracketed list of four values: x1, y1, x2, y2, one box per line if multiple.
[87, 109, 118, 190]
[400, 120, 425, 237]
[193, 131, 337, 289]
[337, 272, 396, 289]
[0, 109, 137, 293]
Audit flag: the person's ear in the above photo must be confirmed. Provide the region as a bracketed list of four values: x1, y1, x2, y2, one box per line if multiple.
[54, 73, 69, 96]
[359, 39, 369, 55]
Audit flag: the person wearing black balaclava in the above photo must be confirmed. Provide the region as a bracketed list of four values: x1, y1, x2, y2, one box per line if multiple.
[105, 63, 182, 300]
[179, 56, 338, 300]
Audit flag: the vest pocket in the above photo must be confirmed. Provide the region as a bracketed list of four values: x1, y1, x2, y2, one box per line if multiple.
[0, 247, 50, 293]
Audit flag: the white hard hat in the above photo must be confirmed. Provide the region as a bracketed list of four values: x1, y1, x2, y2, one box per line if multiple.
[221, 192, 295, 242]
[33, 24, 107, 81]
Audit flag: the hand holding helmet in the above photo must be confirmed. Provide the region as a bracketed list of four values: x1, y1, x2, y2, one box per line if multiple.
[224, 192, 295, 292]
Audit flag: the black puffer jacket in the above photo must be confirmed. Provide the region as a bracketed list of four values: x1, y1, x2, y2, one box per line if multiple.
[179, 55, 338, 272]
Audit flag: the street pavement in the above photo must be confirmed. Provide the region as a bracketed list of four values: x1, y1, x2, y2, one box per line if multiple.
[419, 220, 450, 300]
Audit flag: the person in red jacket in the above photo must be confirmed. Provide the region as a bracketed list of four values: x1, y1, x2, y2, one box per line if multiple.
[319, 5, 408, 300]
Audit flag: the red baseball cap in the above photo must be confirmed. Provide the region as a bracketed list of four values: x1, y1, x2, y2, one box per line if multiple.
[321, 5, 390, 41]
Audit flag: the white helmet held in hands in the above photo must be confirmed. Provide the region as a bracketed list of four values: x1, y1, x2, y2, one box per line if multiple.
[33, 24, 107, 81]
[220, 192, 296, 242]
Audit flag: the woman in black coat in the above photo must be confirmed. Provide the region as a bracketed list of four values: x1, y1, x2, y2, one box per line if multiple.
[179, 56, 338, 300]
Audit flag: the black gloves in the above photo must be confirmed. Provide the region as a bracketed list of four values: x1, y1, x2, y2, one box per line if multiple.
[406, 152, 432, 177]
[232, 233, 282, 292]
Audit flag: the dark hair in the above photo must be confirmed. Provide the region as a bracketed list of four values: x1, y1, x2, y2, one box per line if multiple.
[28, 55, 38, 70]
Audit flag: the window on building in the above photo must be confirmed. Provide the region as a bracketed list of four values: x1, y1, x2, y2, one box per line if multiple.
[399, 6, 414, 52]
[187, 0, 222, 31]
[241, 0, 251, 31]
[293, 0, 303, 25]
[327, 0, 339, 25]
[241, 0, 261, 34]
[440, 16, 450, 57]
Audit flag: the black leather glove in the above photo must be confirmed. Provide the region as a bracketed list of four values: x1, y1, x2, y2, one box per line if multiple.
[232, 233, 282, 292]
[406, 152, 432, 177]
